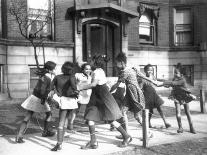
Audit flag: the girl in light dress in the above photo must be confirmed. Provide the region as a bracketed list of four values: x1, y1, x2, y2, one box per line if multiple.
[16, 61, 56, 143]
[67, 63, 92, 130]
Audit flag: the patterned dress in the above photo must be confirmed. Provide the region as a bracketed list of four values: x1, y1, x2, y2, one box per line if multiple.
[84, 68, 122, 122]
[118, 67, 145, 113]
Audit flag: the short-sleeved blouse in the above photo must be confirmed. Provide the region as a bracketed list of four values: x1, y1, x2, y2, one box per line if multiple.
[75, 73, 92, 104]
[92, 68, 107, 85]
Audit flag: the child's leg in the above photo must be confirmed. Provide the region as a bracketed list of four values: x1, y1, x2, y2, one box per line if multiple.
[81, 120, 98, 149]
[174, 102, 183, 133]
[16, 111, 34, 143]
[111, 120, 132, 147]
[68, 109, 77, 130]
[149, 108, 153, 128]
[134, 111, 142, 125]
[51, 109, 68, 151]
[157, 106, 171, 128]
[183, 103, 196, 134]
[42, 111, 55, 137]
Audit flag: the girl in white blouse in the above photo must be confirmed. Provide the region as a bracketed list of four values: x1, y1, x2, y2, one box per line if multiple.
[78, 55, 132, 149]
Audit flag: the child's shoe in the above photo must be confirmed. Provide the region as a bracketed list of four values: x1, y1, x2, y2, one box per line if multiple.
[42, 130, 55, 137]
[177, 127, 183, 133]
[165, 123, 171, 128]
[190, 126, 196, 134]
[51, 143, 62, 151]
[15, 136, 25, 143]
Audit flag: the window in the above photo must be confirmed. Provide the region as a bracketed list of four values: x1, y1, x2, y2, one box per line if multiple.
[139, 12, 156, 44]
[29, 65, 43, 90]
[174, 8, 193, 46]
[27, 0, 54, 40]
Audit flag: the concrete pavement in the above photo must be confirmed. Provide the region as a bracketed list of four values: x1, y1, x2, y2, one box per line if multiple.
[0, 98, 207, 155]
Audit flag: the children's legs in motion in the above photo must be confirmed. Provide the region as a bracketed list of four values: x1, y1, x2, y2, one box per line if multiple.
[68, 109, 77, 130]
[149, 109, 153, 128]
[175, 102, 183, 133]
[134, 111, 142, 125]
[111, 120, 132, 147]
[42, 111, 55, 137]
[16, 111, 34, 143]
[115, 109, 129, 139]
[157, 106, 171, 128]
[81, 120, 98, 149]
[51, 110, 68, 151]
[184, 103, 196, 134]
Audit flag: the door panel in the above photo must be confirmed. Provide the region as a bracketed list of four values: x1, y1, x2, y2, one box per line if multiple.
[82, 23, 119, 76]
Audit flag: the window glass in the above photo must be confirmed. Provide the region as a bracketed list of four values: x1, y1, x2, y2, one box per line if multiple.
[139, 12, 155, 44]
[27, 0, 53, 40]
[175, 8, 192, 46]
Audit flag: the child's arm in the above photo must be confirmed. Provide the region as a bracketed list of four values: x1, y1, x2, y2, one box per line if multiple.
[133, 67, 163, 87]
[110, 81, 121, 93]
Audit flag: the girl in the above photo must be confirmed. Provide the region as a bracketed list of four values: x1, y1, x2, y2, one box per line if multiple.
[163, 63, 196, 134]
[67, 63, 92, 130]
[15, 61, 56, 143]
[78, 55, 132, 149]
[110, 52, 158, 139]
[143, 64, 171, 128]
[50, 61, 79, 151]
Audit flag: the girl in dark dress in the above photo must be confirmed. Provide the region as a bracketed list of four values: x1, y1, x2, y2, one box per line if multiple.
[50, 61, 79, 151]
[143, 64, 171, 128]
[16, 61, 56, 143]
[78, 55, 132, 149]
[163, 63, 196, 134]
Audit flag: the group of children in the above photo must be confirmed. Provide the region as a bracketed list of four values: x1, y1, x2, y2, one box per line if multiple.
[15, 52, 196, 151]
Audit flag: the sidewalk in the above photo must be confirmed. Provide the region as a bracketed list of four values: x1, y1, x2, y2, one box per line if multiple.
[0, 99, 207, 155]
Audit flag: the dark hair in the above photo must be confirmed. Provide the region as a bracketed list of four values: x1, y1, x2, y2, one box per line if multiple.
[144, 64, 153, 73]
[175, 63, 184, 75]
[115, 52, 127, 64]
[35, 61, 56, 76]
[61, 61, 74, 75]
[44, 61, 56, 71]
[92, 55, 110, 69]
[81, 63, 91, 71]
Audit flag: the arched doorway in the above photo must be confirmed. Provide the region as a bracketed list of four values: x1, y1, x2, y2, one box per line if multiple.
[82, 20, 120, 76]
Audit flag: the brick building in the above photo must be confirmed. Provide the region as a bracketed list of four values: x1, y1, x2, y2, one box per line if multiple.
[0, 0, 207, 99]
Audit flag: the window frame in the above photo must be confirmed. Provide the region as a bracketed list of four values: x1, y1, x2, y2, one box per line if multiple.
[174, 7, 193, 46]
[27, 0, 54, 40]
[139, 11, 157, 45]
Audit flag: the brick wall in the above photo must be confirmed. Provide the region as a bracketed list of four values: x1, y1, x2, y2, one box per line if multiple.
[55, 0, 74, 43]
